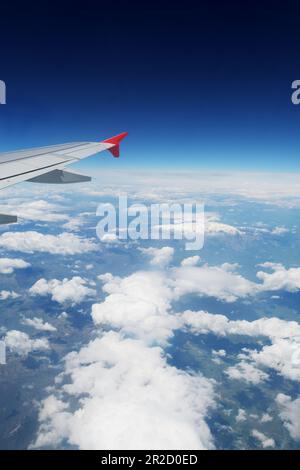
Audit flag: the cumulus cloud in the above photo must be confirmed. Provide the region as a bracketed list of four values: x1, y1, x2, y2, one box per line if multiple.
[32, 265, 219, 450]
[0, 199, 68, 223]
[22, 317, 57, 332]
[236, 409, 247, 423]
[261, 413, 273, 423]
[29, 277, 96, 305]
[0, 290, 19, 300]
[181, 255, 201, 267]
[225, 361, 269, 385]
[276, 394, 300, 440]
[94, 271, 178, 343]
[182, 310, 300, 383]
[32, 331, 215, 450]
[153, 217, 240, 244]
[0, 258, 30, 274]
[0, 231, 98, 255]
[172, 264, 257, 302]
[212, 349, 226, 357]
[170, 261, 300, 303]
[251, 430, 275, 448]
[140, 246, 174, 267]
[97, 233, 119, 244]
[31, 257, 300, 450]
[61, 214, 90, 232]
[182, 310, 300, 338]
[205, 220, 241, 236]
[256, 263, 300, 292]
[5, 330, 49, 356]
[246, 338, 300, 382]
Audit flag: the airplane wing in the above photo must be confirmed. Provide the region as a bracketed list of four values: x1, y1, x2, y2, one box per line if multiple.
[0, 132, 127, 191]
[0, 131, 127, 224]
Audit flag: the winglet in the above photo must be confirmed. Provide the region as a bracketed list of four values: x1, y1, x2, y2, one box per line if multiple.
[102, 132, 128, 158]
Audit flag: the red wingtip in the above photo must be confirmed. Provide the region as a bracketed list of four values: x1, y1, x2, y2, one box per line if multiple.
[102, 132, 128, 158]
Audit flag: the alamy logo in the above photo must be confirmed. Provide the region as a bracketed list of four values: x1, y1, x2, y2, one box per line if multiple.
[291, 80, 300, 105]
[0, 80, 6, 104]
[96, 195, 205, 250]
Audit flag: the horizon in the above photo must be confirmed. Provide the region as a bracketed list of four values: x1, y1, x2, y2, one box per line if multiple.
[1, 1, 300, 172]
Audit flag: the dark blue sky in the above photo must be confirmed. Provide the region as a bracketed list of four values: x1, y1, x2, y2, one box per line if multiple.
[1, 0, 300, 170]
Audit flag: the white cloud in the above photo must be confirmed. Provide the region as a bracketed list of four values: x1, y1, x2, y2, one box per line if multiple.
[0, 231, 98, 255]
[92, 264, 300, 390]
[32, 331, 215, 450]
[181, 255, 201, 267]
[141, 247, 174, 267]
[172, 264, 257, 302]
[58, 311, 68, 320]
[212, 349, 226, 357]
[182, 310, 300, 383]
[211, 348, 226, 364]
[276, 394, 300, 440]
[153, 217, 240, 243]
[261, 413, 273, 423]
[0, 199, 68, 223]
[0, 257, 30, 274]
[256, 263, 300, 292]
[62, 217, 85, 232]
[98, 232, 119, 244]
[5, 330, 49, 356]
[88, 168, 300, 204]
[182, 310, 300, 339]
[205, 220, 241, 236]
[30, 256, 300, 450]
[29, 277, 96, 305]
[32, 264, 220, 450]
[251, 429, 275, 448]
[171, 261, 300, 303]
[15, 168, 300, 207]
[271, 226, 289, 235]
[247, 338, 300, 382]
[236, 409, 247, 423]
[22, 317, 57, 332]
[93, 271, 178, 344]
[225, 361, 269, 385]
[0, 290, 19, 300]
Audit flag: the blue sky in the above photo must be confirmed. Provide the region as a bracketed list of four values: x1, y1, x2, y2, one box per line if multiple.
[1, 1, 300, 171]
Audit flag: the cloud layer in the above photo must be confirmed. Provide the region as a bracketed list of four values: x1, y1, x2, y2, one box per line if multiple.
[30, 277, 96, 305]
[0, 257, 30, 274]
[32, 256, 300, 448]
[0, 232, 98, 255]
[5, 330, 49, 356]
